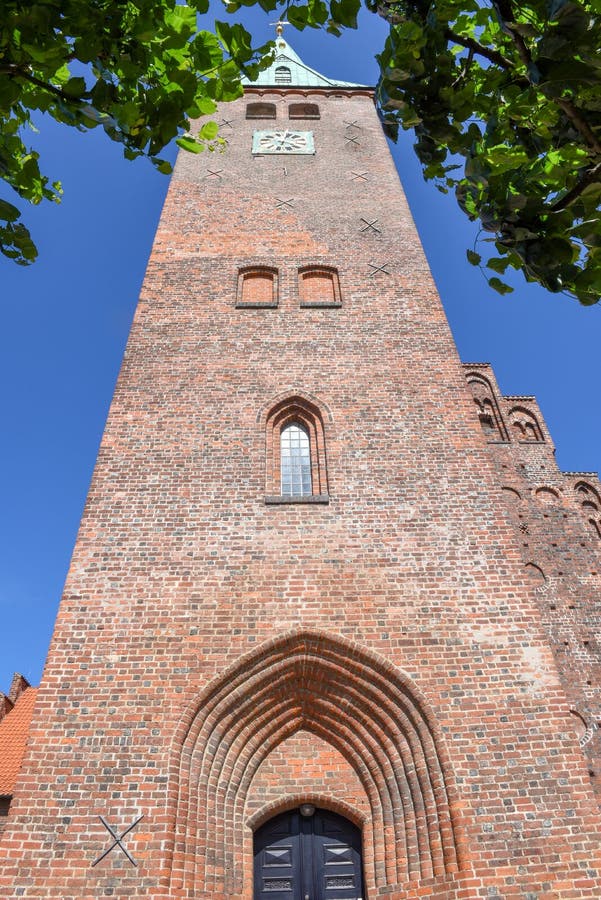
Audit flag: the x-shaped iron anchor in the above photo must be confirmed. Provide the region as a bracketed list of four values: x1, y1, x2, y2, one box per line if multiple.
[345, 136, 360, 146]
[205, 169, 223, 179]
[360, 218, 381, 234]
[92, 814, 144, 868]
[368, 263, 391, 277]
[351, 171, 369, 182]
[276, 198, 294, 209]
[220, 119, 233, 129]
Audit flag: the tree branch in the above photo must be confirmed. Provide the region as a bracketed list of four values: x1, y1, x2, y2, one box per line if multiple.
[452, 47, 474, 88]
[0, 64, 85, 106]
[492, 1, 531, 67]
[552, 160, 601, 212]
[444, 28, 513, 69]
[554, 98, 601, 155]
[487, 4, 601, 154]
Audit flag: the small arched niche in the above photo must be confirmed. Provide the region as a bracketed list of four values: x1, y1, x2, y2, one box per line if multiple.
[524, 562, 546, 585]
[501, 486, 522, 504]
[246, 101, 277, 119]
[574, 481, 601, 540]
[535, 487, 561, 505]
[570, 709, 588, 742]
[289, 102, 320, 119]
[465, 372, 508, 441]
[237, 266, 278, 308]
[508, 406, 543, 442]
[298, 265, 341, 308]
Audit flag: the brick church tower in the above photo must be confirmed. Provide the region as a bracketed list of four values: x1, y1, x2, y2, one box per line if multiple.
[2, 36, 601, 900]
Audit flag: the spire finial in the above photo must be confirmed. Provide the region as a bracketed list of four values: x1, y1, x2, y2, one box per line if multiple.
[271, 19, 290, 37]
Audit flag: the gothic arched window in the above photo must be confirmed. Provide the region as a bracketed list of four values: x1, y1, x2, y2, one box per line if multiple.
[280, 422, 312, 497]
[263, 395, 329, 503]
[275, 66, 291, 84]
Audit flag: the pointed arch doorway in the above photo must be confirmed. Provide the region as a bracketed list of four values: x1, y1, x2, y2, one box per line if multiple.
[253, 806, 364, 900]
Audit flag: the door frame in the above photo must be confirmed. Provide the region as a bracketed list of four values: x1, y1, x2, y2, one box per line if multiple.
[248, 797, 367, 900]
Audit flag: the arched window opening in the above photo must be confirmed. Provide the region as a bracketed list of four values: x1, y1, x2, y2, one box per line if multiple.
[281, 422, 312, 497]
[299, 266, 341, 307]
[289, 102, 320, 119]
[507, 406, 543, 442]
[263, 395, 329, 503]
[275, 66, 291, 84]
[465, 372, 508, 442]
[246, 102, 277, 119]
[574, 481, 601, 539]
[237, 267, 278, 308]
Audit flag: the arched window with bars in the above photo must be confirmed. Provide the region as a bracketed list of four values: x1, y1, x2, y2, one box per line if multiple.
[275, 66, 292, 84]
[263, 394, 329, 503]
[280, 422, 312, 497]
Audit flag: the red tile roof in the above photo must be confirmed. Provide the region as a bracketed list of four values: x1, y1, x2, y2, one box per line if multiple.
[0, 685, 37, 796]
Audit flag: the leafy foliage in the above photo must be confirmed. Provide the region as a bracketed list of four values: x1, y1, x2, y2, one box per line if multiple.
[0, 0, 272, 263]
[1, 0, 599, 305]
[373, 0, 601, 303]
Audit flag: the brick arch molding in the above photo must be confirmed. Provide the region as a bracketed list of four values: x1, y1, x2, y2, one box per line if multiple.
[246, 792, 367, 832]
[167, 629, 465, 897]
[465, 371, 509, 442]
[256, 387, 334, 427]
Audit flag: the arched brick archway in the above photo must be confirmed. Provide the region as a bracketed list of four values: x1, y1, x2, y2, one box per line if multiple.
[168, 630, 464, 897]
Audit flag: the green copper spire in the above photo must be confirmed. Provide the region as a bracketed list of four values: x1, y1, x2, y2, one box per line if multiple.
[242, 37, 370, 89]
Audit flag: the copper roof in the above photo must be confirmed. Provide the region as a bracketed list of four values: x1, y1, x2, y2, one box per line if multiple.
[242, 38, 369, 89]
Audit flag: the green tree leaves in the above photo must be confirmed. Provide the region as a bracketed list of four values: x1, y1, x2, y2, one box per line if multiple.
[374, 0, 601, 304]
[0, 0, 272, 263]
[1, 0, 599, 306]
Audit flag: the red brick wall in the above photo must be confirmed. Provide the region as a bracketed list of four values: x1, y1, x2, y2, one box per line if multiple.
[246, 731, 367, 817]
[464, 363, 601, 806]
[2, 89, 601, 899]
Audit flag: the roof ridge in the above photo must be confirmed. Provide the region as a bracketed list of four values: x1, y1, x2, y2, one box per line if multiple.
[0, 683, 38, 797]
[0, 693, 14, 722]
[9, 672, 31, 704]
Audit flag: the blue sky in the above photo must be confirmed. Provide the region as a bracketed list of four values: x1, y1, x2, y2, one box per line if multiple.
[1, 8, 599, 690]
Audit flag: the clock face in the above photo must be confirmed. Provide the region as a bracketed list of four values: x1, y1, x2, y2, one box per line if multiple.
[252, 130, 315, 155]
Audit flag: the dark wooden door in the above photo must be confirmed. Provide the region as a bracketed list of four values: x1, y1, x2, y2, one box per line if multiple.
[253, 807, 363, 900]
